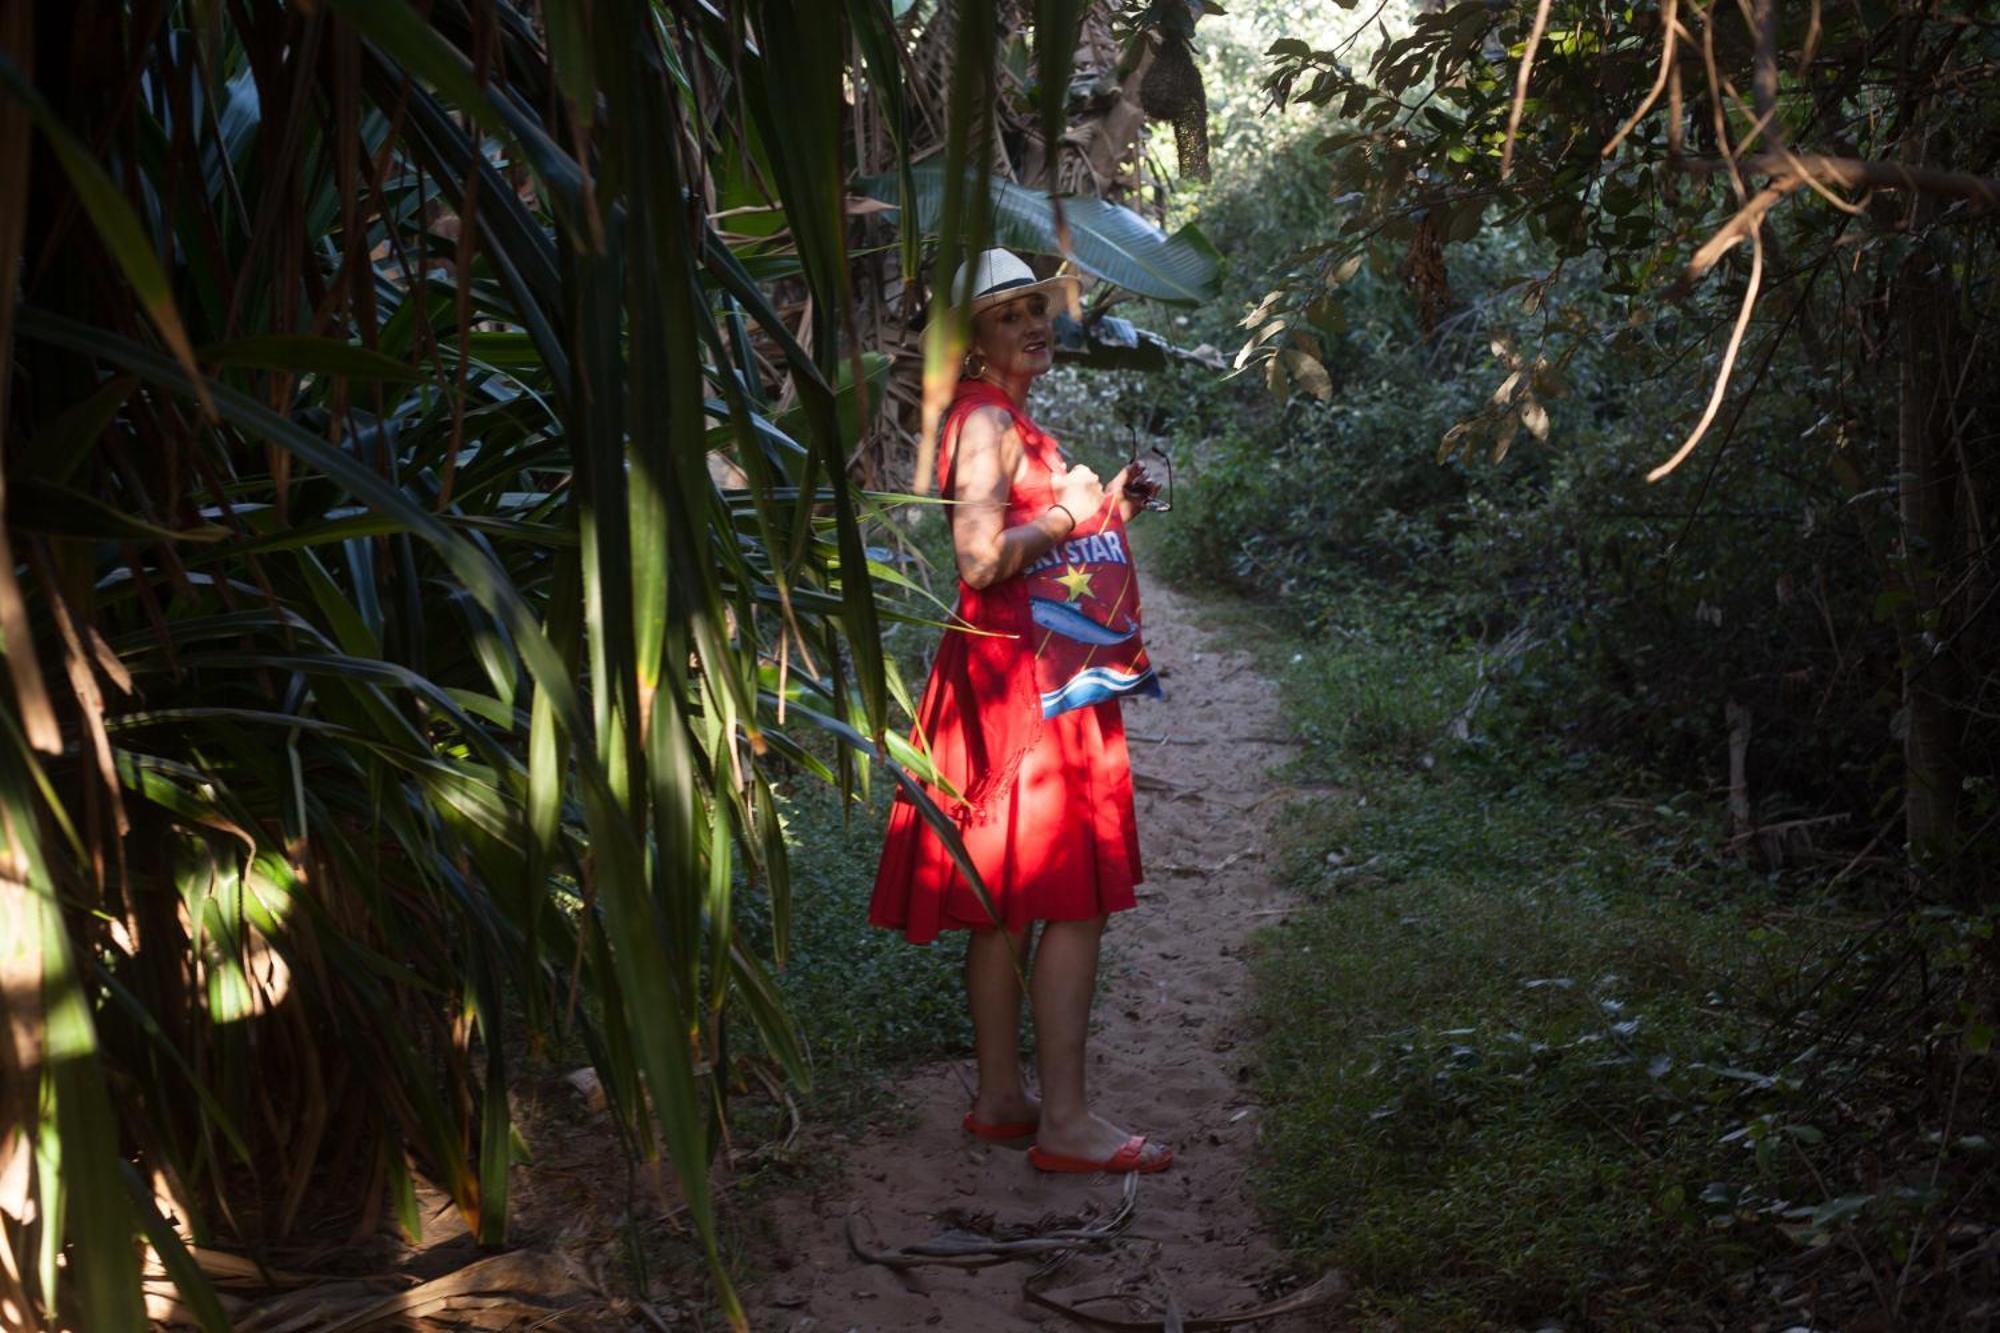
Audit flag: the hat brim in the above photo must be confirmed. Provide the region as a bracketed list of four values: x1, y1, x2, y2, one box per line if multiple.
[926, 273, 1081, 329]
[968, 273, 1080, 317]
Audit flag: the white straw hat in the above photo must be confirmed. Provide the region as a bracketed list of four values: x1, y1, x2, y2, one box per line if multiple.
[947, 248, 1080, 318]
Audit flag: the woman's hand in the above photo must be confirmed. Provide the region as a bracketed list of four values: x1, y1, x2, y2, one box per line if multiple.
[1107, 462, 1160, 523]
[1053, 464, 1105, 524]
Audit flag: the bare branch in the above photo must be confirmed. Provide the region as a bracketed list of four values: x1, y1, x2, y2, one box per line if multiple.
[1713, 72, 1862, 215]
[1772, 147, 1871, 215]
[1602, 0, 1679, 158]
[1675, 153, 2000, 286]
[1500, 0, 1555, 181]
[1681, 184, 1785, 285]
[1330, 0, 1395, 62]
[1750, 0, 1779, 130]
[1758, 152, 2000, 206]
[1668, 44, 1684, 159]
[1726, 90, 1781, 158]
[1649, 223, 1765, 483]
[1698, 1, 1749, 204]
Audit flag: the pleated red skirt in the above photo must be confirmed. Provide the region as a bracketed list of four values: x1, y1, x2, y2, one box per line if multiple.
[870, 693, 1142, 944]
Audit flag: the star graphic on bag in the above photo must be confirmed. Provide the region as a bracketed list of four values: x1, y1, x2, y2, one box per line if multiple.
[1055, 564, 1094, 603]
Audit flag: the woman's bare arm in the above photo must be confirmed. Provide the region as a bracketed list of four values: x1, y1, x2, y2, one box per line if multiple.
[950, 407, 1100, 590]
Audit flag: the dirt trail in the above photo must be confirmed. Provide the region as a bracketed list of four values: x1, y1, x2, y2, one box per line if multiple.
[748, 583, 1341, 1332]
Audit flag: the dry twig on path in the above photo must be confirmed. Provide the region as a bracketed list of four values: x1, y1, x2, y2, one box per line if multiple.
[1022, 1270, 1348, 1331]
[848, 1173, 1343, 1330]
[846, 1173, 1141, 1272]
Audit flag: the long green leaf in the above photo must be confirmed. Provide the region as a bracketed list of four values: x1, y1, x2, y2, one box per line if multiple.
[1036, 0, 1088, 222]
[0, 742, 146, 1332]
[851, 0, 920, 286]
[0, 54, 211, 416]
[199, 334, 428, 382]
[120, 1165, 230, 1333]
[17, 373, 135, 485]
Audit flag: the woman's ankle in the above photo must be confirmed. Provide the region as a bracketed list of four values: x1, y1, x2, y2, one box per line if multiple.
[1034, 1102, 1091, 1133]
[972, 1086, 1039, 1118]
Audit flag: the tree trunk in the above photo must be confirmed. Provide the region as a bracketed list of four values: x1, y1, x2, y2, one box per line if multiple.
[1893, 244, 1963, 882]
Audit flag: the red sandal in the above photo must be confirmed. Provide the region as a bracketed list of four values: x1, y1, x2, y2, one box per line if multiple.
[1027, 1135, 1173, 1174]
[962, 1112, 1038, 1142]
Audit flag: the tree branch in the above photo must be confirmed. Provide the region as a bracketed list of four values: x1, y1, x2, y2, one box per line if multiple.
[1500, 0, 1554, 181]
[1750, 0, 1779, 131]
[1602, 0, 1679, 159]
[1680, 182, 1787, 286]
[1649, 222, 1765, 482]
[1755, 152, 2000, 206]
[1676, 153, 2000, 286]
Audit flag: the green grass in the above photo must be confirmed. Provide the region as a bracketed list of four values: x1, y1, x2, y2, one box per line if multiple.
[762, 779, 973, 1130]
[732, 503, 980, 1133]
[1282, 631, 1480, 777]
[1236, 612, 1848, 1330]
[781, 504, 980, 1113]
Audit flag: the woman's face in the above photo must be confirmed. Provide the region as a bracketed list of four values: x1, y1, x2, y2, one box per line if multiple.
[971, 292, 1054, 380]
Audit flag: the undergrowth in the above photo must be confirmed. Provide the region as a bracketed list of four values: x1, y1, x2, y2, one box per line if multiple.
[1205, 593, 2000, 1331]
[735, 501, 975, 1135]
[755, 778, 972, 1132]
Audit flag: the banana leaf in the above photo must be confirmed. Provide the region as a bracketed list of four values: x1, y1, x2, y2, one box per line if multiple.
[855, 163, 1224, 305]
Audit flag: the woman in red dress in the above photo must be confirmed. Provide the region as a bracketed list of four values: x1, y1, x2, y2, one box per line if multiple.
[870, 249, 1171, 1175]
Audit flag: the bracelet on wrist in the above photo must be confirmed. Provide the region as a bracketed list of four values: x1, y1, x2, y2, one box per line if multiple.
[1049, 503, 1077, 537]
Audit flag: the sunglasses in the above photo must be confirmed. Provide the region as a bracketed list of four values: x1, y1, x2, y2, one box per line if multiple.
[1126, 433, 1173, 513]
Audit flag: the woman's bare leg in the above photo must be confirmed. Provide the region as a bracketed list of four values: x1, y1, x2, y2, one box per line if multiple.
[964, 925, 1038, 1125]
[1028, 915, 1169, 1163]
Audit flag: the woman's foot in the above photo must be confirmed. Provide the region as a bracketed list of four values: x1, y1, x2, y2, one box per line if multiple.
[1029, 1111, 1173, 1173]
[965, 1090, 1041, 1139]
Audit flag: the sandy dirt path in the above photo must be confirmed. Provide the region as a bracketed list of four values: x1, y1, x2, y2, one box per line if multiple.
[746, 583, 1342, 1332]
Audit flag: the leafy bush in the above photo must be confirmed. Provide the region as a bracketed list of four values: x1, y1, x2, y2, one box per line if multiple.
[1244, 626, 1999, 1330]
[1137, 198, 1898, 857]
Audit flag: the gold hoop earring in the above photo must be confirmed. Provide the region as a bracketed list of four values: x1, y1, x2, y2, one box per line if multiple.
[962, 351, 987, 379]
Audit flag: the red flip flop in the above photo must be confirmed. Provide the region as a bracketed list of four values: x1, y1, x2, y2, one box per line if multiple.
[963, 1112, 1038, 1142]
[1027, 1135, 1173, 1175]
